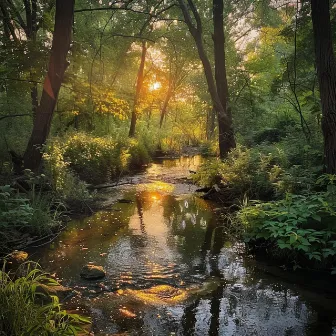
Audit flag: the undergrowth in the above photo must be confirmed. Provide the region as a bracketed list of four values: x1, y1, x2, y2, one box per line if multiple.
[238, 175, 336, 272]
[0, 262, 89, 335]
[194, 139, 322, 200]
[44, 133, 153, 187]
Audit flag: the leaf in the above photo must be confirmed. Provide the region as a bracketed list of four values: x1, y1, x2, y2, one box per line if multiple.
[289, 234, 297, 245]
[297, 245, 309, 252]
[311, 214, 322, 222]
[298, 237, 311, 246]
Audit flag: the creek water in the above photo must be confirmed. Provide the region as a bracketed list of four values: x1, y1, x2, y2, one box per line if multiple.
[33, 156, 336, 335]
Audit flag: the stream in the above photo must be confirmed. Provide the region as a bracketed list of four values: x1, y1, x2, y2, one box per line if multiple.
[32, 156, 336, 336]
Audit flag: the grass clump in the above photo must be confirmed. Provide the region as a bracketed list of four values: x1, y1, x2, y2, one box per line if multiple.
[0, 262, 89, 335]
[0, 183, 61, 251]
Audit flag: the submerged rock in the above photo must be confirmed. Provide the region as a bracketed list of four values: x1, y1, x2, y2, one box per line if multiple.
[126, 285, 188, 306]
[80, 264, 106, 280]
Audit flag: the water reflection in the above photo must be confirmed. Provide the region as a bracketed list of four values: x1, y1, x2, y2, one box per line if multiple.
[32, 164, 336, 336]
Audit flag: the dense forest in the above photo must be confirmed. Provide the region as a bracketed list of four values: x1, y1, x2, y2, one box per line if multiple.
[1, 0, 336, 335]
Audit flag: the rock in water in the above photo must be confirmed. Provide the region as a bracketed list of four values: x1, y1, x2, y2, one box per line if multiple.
[36, 284, 73, 302]
[7, 251, 28, 268]
[231, 283, 244, 292]
[80, 265, 106, 280]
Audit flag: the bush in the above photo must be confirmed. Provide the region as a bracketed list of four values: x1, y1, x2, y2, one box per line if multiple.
[45, 133, 152, 186]
[0, 262, 89, 335]
[238, 175, 336, 272]
[194, 136, 323, 200]
[253, 127, 284, 144]
[194, 146, 278, 199]
[0, 184, 59, 239]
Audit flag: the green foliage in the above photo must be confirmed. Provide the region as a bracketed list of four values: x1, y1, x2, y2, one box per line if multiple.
[0, 183, 59, 238]
[0, 185, 34, 230]
[45, 133, 152, 186]
[194, 134, 323, 200]
[194, 146, 278, 199]
[239, 175, 336, 270]
[0, 262, 89, 335]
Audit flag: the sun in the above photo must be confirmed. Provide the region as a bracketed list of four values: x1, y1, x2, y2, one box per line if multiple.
[150, 82, 162, 91]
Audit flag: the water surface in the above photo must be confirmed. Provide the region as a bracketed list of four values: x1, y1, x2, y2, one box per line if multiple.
[33, 156, 336, 336]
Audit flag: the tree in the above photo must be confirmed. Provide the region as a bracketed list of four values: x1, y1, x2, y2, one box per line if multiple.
[24, 0, 75, 171]
[178, 0, 235, 158]
[311, 0, 336, 173]
[213, 0, 236, 154]
[0, 0, 54, 119]
[129, 41, 148, 137]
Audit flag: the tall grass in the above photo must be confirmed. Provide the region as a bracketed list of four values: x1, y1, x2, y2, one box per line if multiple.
[0, 262, 89, 336]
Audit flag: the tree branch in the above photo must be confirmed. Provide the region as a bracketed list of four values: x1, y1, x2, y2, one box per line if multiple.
[186, 0, 202, 33]
[0, 114, 31, 121]
[6, 0, 28, 34]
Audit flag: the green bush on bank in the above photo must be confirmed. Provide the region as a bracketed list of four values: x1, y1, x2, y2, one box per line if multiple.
[237, 175, 336, 272]
[193, 138, 322, 199]
[0, 262, 89, 335]
[44, 133, 153, 187]
[0, 181, 60, 238]
[0, 180, 63, 252]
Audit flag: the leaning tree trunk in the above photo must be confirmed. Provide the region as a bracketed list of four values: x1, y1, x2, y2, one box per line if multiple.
[24, 0, 74, 171]
[213, 0, 236, 154]
[311, 0, 336, 173]
[129, 41, 147, 137]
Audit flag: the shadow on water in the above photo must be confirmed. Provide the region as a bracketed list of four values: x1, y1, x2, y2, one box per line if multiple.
[31, 156, 336, 336]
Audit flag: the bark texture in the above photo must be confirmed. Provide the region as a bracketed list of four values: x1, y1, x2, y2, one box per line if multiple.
[311, 0, 336, 173]
[24, 0, 75, 170]
[213, 0, 236, 154]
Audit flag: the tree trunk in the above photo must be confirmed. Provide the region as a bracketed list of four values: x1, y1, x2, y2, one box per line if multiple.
[129, 41, 147, 137]
[311, 0, 336, 173]
[0, 3, 18, 42]
[159, 85, 173, 128]
[207, 106, 216, 140]
[213, 0, 236, 154]
[178, 0, 234, 158]
[30, 79, 38, 120]
[24, 0, 74, 171]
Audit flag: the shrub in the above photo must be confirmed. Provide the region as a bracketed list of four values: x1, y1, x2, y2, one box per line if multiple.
[127, 138, 151, 169]
[238, 175, 336, 271]
[253, 127, 284, 144]
[0, 262, 89, 335]
[43, 139, 93, 207]
[194, 137, 323, 201]
[45, 133, 152, 186]
[194, 146, 277, 199]
[0, 184, 59, 239]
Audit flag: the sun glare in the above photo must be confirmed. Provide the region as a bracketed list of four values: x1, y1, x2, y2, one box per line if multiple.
[150, 82, 161, 91]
